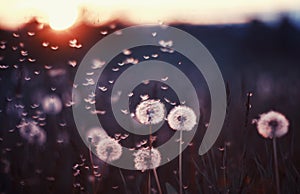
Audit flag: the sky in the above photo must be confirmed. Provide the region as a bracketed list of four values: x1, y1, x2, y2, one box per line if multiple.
[0, 0, 300, 30]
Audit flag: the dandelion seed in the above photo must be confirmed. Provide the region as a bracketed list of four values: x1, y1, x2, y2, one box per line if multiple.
[159, 40, 173, 47]
[34, 70, 40, 75]
[20, 50, 28, 56]
[124, 57, 138, 64]
[68, 60, 77, 67]
[50, 45, 59, 50]
[44, 65, 53, 69]
[135, 99, 165, 125]
[140, 94, 149, 101]
[161, 85, 168, 90]
[112, 67, 119, 72]
[27, 32, 35, 36]
[128, 92, 134, 97]
[86, 127, 108, 145]
[160, 47, 174, 53]
[123, 49, 131, 55]
[161, 76, 168, 81]
[42, 42, 49, 47]
[100, 30, 108, 35]
[13, 33, 20, 38]
[133, 147, 161, 172]
[121, 109, 129, 115]
[90, 110, 106, 115]
[151, 54, 158, 58]
[0, 65, 9, 69]
[96, 138, 122, 162]
[86, 72, 94, 76]
[167, 105, 197, 131]
[256, 111, 289, 139]
[143, 55, 150, 60]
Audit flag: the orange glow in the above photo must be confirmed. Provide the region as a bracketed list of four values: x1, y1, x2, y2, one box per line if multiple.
[0, 0, 299, 30]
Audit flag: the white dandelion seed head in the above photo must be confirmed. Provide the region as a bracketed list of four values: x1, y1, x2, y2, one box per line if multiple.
[133, 147, 161, 172]
[86, 127, 108, 145]
[42, 94, 62, 115]
[135, 99, 166, 125]
[96, 138, 122, 162]
[167, 105, 197, 131]
[18, 119, 47, 145]
[256, 111, 289, 139]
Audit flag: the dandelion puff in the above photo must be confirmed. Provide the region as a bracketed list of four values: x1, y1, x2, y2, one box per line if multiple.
[86, 127, 108, 145]
[42, 94, 62, 115]
[96, 138, 122, 162]
[18, 119, 47, 145]
[256, 111, 289, 139]
[133, 147, 161, 172]
[167, 105, 197, 131]
[135, 99, 165, 125]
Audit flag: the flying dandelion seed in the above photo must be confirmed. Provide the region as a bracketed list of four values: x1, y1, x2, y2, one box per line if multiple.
[167, 105, 197, 131]
[18, 119, 47, 145]
[135, 99, 166, 125]
[96, 138, 122, 162]
[86, 127, 108, 145]
[133, 147, 161, 172]
[256, 111, 289, 139]
[42, 94, 63, 115]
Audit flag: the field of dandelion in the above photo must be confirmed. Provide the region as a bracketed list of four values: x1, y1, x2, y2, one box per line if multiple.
[0, 17, 300, 194]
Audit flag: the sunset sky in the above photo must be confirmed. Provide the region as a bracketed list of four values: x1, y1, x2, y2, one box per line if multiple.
[0, 0, 299, 30]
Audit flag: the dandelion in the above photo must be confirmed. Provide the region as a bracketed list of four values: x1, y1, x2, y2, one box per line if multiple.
[135, 99, 165, 125]
[167, 105, 197, 194]
[167, 105, 197, 131]
[134, 147, 163, 193]
[86, 127, 108, 145]
[96, 138, 122, 162]
[18, 119, 47, 145]
[256, 111, 289, 139]
[255, 111, 289, 194]
[42, 94, 63, 115]
[133, 147, 161, 172]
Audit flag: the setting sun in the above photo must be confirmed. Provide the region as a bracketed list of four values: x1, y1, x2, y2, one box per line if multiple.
[43, 2, 79, 31]
[48, 7, 78, 31]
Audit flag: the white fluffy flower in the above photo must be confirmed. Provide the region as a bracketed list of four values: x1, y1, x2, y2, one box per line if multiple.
[86, 127, 108, 145]
[256, 111, 289, 139]
[18, 119, 47, 145]
[135, 99, 165, 125]
[96, 138, 122, 162]
[167, 105, 197, 131]
[133, 147, 161, 172]
[42, 94, 63, 115]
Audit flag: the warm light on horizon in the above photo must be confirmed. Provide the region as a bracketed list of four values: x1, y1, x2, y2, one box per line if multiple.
[0, 0, 299, 30]
[46, 3, 79, 31]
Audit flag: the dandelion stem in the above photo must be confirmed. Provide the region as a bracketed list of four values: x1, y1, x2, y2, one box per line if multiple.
[148, 171, 151, 194]
[88, 143, 96, 194]
[273, 137, 281, 194]
[153, 168, 162, 194]
[149, 124, 152, 194]
[179, 130, 183, 194]
[119, 168, 128, 194]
